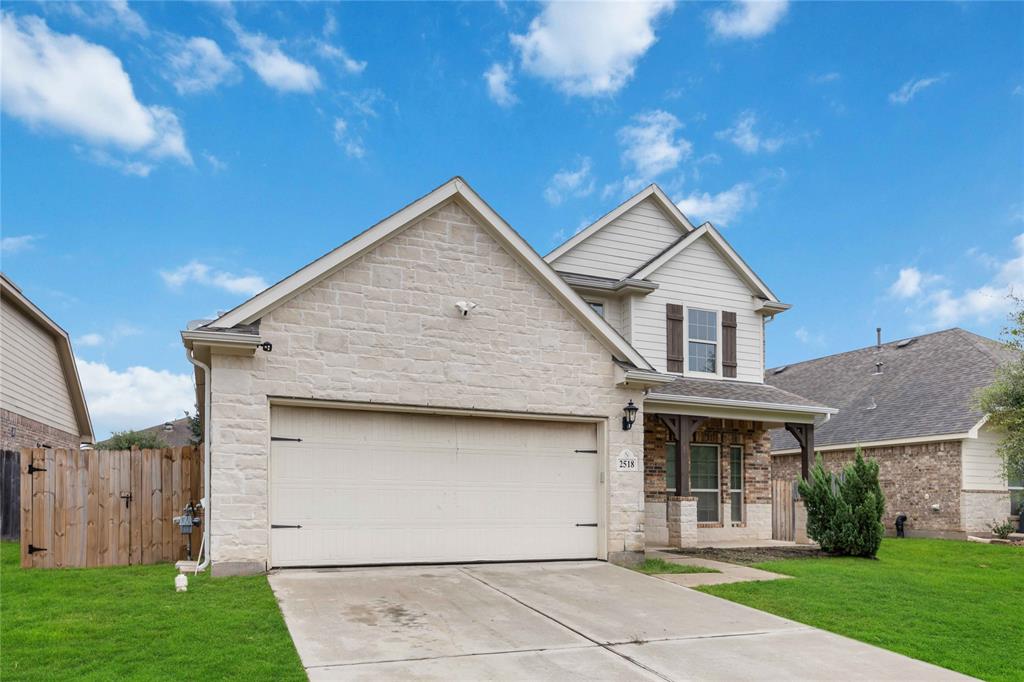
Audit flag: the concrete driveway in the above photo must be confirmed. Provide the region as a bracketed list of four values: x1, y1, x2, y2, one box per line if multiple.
[268, 561, 968, 681]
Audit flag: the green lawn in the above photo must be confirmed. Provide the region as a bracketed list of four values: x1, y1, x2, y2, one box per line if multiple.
[0, 542, 304, 681]
[700, 538, 1023, 682]
[634, 558, 720, 575]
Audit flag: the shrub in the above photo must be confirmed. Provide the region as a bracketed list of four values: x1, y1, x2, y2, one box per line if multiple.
[798, 449, 886, 557]
[96, 430, 168, 450]
[990, 519, 1015, 540]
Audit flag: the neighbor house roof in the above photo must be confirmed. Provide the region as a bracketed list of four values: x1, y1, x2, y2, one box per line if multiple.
[96, 417, 197, 449]
[767, 328, 1016, 451]
[0, 273, 94, 444]
[190, 177, 655, 371]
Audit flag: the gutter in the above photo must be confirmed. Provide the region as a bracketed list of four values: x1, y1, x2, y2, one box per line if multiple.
[646, 391, 837, 416]
[184, 347, 212, 572]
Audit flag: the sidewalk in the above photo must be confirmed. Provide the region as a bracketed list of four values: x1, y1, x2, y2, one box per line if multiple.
[646, 549, 791, 587]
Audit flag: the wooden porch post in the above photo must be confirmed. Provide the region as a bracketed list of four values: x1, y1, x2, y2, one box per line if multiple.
[784, 422, 815, 480]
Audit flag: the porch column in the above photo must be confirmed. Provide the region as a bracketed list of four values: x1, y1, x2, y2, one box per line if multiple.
[784, 422, 815, 480]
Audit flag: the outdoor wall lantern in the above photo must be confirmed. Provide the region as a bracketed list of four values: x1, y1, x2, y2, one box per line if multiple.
[622, 400, 639, 431]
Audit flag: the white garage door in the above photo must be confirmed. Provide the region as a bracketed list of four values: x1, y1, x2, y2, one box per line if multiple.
[269, 406, 601, 567]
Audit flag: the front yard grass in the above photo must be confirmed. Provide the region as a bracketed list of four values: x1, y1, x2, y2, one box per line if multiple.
[634, 558, 720, 575]
[0, 542, 304, 681]
[699, 538, 1022, 681]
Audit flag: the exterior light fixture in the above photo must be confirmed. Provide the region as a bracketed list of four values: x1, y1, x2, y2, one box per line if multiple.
[622, 400, 639, 431]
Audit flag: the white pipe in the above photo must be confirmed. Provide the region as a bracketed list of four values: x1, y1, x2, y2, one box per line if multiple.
[184, 347, 212, 572]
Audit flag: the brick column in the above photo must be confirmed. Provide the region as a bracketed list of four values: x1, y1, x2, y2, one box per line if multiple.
[667, 496, 697, 548]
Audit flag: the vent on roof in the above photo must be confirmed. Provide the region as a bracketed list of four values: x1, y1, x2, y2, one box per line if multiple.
[865, 397, 877, 410]
[772, 366, 788, 375]
[896, 338, 916, 348]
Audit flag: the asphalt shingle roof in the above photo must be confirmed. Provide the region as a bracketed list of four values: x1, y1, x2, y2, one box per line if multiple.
[650, 376, 830, 409]
[766, 328, 1016, 450]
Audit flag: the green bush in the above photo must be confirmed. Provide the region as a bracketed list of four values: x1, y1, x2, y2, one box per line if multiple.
[798, 449, 886, 557]
[96, 429, 168, 450]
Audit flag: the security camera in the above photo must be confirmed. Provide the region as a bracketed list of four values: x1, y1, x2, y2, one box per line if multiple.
[454, 301, 478, 316]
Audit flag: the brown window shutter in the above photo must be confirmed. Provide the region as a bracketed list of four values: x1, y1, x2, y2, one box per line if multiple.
[722, 311, 737, 378]
[666, 304, 684, 372]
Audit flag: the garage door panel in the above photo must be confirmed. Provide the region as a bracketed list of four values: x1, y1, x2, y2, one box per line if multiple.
[270, 407, 601, 567]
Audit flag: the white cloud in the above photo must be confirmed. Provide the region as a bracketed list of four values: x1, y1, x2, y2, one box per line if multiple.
[75, 333, 104, 347]
[715, 111, 786, 154]
[202, 151, 227, 172]
[484, 62, 517, 107]
[927, 235, 1024, 326]
[318, 42, 366, 75]
[890, 267, 925, 298]
[332, 118, 365, 159]
[709, 1, 789, 39]
[160, 261, 267, 296]
[76, 357, 195, 438]
[62, 0, 148, 37]
[1, 234, 39, 254]
[889, 74, 947, 105]
[809, 72, 841, 84]
[614, 110, 691, 191]
[795, 326, 824, 346]
[676, 182, 756, 227]
[544, 157, 595, 205]
[1, 13, 191, 167]
[227, 18, 320, 93]
[166, 36, 238, 95]
[511, 1, 674, 97]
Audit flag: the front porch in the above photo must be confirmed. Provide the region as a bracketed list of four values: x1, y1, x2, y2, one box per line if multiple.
[639, 378, 829, 550]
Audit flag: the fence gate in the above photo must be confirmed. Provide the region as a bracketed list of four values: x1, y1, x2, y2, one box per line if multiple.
[772, 478, 796, 541]
[20, 447, 203, 569]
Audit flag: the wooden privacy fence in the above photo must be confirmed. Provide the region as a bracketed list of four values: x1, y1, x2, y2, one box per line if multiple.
[20, 446, 203, 569]
[772, 478, 797, 542]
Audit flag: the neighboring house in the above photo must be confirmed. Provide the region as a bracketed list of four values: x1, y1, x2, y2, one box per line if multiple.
[182, 178, 832, 576]
[95, 416, 197, 448]
[767, 328, 1022, 538]
[0, 273, 93, 451]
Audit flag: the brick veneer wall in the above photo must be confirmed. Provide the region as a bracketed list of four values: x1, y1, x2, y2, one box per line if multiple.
[772, 440, 964, 536]
[0, 408, 79, 451]
[644, 416, 772, 506]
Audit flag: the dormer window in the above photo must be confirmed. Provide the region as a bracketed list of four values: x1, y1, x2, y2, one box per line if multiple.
[587, 301, 605, 317]
[688, 309, 718, 374]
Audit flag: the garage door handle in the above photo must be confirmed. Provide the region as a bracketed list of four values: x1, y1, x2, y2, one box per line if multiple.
[271, 524, 303, 529]
[575, 523, 598, 527]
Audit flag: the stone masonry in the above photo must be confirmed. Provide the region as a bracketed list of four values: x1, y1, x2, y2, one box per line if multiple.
[1, 407, 79, 451]
[773, 440, 964, 537]
[208, 199, 646, 574]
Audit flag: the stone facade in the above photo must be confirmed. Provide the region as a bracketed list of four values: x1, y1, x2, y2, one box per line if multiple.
[207, 200, 646, 575]
[773, 440, 964, 537]
[643, 416, 773, 545]
[1, 407, 79, 452]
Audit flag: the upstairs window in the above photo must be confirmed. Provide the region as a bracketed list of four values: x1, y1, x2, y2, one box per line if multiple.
[688, 309, 718, 374]
[587, 301, 605, 317]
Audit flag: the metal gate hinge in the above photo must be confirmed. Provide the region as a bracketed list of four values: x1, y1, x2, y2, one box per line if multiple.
[28, 544, 46, 554]
[27, 462, 46, 474]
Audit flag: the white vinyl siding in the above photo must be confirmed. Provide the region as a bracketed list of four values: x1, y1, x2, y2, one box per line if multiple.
[962, 425, 1007, 491]
[0, 301, 78, 435]
[631, 236, 764, 381]
[551, 198, 684, 279]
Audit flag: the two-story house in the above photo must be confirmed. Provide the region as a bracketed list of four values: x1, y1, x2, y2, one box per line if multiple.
[545, 185, 835, 546]
[180, 178, 832, 575]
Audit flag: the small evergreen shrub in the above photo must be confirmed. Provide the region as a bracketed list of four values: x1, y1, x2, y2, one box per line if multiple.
[798, 449, 886, 557]
[990, 519, 1015, 540]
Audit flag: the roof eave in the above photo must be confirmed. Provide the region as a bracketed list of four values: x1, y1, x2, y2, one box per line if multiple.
[646, 392, 836, 424]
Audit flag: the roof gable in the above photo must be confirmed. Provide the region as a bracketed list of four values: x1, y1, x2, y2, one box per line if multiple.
[0, 273, 94, 443]
[767, 328, 1016, 449]
[203, 177, 653, 370]
[544, 185, 695, 267]
[629, 224, 782, 304]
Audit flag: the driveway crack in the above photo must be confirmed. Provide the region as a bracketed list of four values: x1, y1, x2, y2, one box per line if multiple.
[457, 567, 673, 682]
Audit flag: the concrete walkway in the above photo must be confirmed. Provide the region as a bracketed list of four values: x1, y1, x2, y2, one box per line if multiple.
[269, 561, 970, 681]
[646, 549, 790, 587]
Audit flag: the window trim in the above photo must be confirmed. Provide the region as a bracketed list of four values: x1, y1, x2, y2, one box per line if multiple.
[690, 443, 720, 523]
[729, 445, 744, 525]
[684, 307, 721, 377]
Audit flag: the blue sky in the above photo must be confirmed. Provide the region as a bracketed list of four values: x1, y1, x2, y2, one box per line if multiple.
[2, 1, 1022, 438]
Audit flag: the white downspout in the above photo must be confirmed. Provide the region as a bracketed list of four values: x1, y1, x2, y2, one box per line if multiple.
[185, 347, 212, 572]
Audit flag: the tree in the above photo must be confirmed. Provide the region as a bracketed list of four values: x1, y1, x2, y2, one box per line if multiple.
[974, 296, 1024, 484]
[97, 430, 168, 450]
[798, 449, 885, 557]
[185, 405, 202, 444]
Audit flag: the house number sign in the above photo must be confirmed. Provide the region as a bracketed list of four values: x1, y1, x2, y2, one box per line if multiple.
[616, 449, 639, 472]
